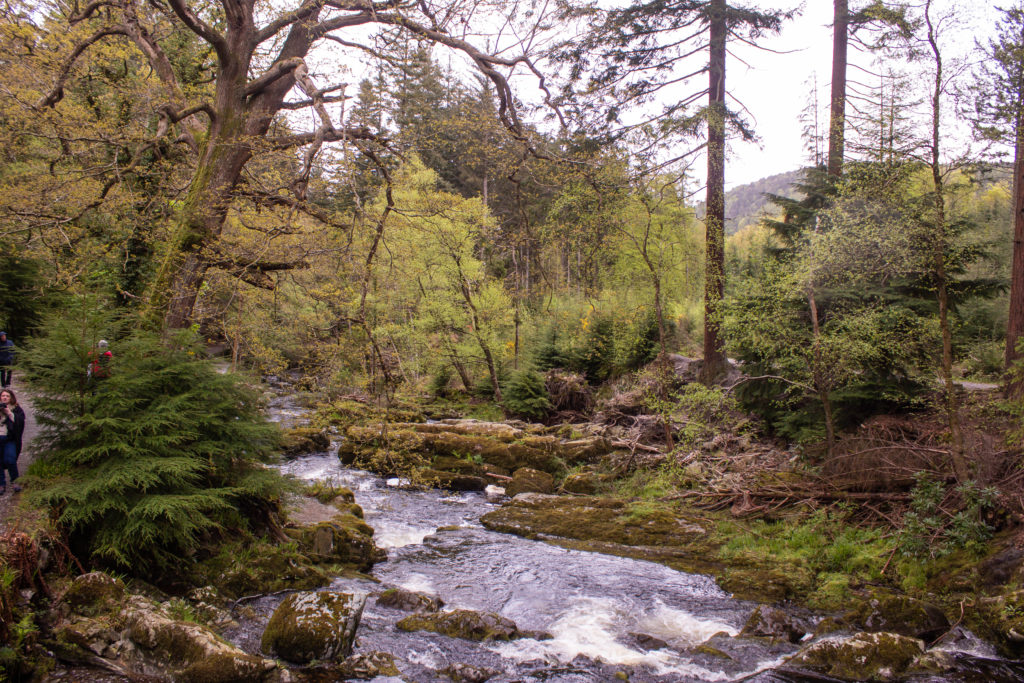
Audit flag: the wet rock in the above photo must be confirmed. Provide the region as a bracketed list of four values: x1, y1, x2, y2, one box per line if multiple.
[396, 609, 529, 642]
[375, 587, 444, 613]
[842, 589, 949, 642]
[299, 513, 381, 571]
[260, 591, 366, 664]
[784, 632, 925, 681]
[484, 484, 506, 502]
[719, 566, 813, 603]
[627, 632, 669, 651]
[62, 572, 126, 615]
[126, 595, 279, 682]
[281, 426, 330, 456]
[53, 616, 123, 658]
[442, 662, 500, 682]
[303, 651, 401, 680]
[740, 605, 807, 643]
[505, 468, 555, 497]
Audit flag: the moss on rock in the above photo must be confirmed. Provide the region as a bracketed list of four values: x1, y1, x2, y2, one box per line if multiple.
[841, 589, 949, 642]
[376, 587, 444, 613]
[505, 468, 555, 497]
[260, 591, 366, 664]
[395, 609, 527, 642]
[61, 572, 126, 616]
[784, 632, 925, 681]
[281, 426, 330, 456]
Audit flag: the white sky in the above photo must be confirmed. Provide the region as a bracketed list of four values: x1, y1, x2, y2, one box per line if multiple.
[723, 0, 999, 188]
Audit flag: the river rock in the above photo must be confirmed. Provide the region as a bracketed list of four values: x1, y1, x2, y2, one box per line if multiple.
[505, 468, 555, 496]
[299, 512, 381, 571]
[281, 425, 331, 456]
[376, 587, 444, 613]
[261, 590, 366, 664]
[740, 605, 807, 643]
[442, 662, 501, 682]
[396, 609, 529, 642]
[784, 632, 925, 681]
[842, 589, 949, 642]
[484, 484, 506, 502]
[303, 651, 401, 680]
[128, 599, 278, 682]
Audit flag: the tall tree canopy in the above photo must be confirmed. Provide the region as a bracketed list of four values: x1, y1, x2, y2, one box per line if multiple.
[2, 0, 552, 329]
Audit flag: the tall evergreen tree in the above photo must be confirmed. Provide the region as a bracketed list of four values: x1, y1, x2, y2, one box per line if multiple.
[975, 2, 1024, 397]
[554, 0, 793, 382]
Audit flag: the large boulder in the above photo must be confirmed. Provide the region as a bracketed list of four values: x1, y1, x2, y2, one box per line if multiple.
[842, 589, 949, 642]
[260, 591, 366, 664]
[61, 572, 126, 616]
[396, 609, 532, 642]
[784, 632, 925, 681]
[125, 596, 279, 682]
[505, 468, 555, 497]
[299, 512, 382, 571]
[281, 426, 330, 456]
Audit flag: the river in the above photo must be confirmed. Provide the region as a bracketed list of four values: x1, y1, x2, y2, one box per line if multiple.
[221, 395, 1024, 682]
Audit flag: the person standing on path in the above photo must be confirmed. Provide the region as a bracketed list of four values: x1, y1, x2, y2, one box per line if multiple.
[0, 389, 25, 494]
[0, 331, 14, 388]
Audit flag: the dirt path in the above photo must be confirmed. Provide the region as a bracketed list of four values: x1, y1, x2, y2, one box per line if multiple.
[0, 387, 39, 531]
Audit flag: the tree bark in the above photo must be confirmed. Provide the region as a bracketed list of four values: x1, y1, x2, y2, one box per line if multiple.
[699, 0, 728, 385]
[828, 0, 848, 178]
[1006, 29, 1024, 398]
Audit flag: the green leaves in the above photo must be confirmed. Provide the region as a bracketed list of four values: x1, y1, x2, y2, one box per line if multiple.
[27, 304, 284, 574]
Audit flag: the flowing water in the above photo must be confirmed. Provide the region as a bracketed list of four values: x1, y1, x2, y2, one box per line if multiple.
[223, 396, 1024, 682]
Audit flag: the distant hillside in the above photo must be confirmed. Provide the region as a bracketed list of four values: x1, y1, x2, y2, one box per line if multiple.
[697, 169, 803, 235]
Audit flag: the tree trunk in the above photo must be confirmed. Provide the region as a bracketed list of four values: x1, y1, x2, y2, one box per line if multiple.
[924, 2, 969, 481]
[1006, 45, 1024, 398]
[827, 0, 848, 178]
[699, 0, 728, 385]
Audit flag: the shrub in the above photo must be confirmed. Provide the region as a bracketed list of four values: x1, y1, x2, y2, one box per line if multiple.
[26, 305, 285, 574]
[503, 369, 552, 421]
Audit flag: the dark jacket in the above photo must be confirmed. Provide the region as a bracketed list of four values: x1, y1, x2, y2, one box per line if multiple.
[8, 405, 24, 455]
[0, 339, 13, 366]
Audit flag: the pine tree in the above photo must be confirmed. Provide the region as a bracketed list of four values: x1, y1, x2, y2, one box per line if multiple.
[26, 303, 284, 574]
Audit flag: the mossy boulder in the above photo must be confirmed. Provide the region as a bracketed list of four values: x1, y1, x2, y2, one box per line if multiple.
[505, 468, 555, 497]
[281, 426, 331, 456]
[396, 609, 530, 642]
[784, 632, 925, 681]
[418, 467, 487, 491]
[202, 542, 333, 600]
[61, 572, 126, 616]
[376, 587, 444, 613]
[299, 513, 381, 571]
[480, 494, 705, 548]
[841, 589, 949, 642]
[126, 596, 278, 682]
[975, 589, 1024, 657]
[260, 591, 366, 664]
[561, 471, 607, 495]
[739, 605, 807, 643]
